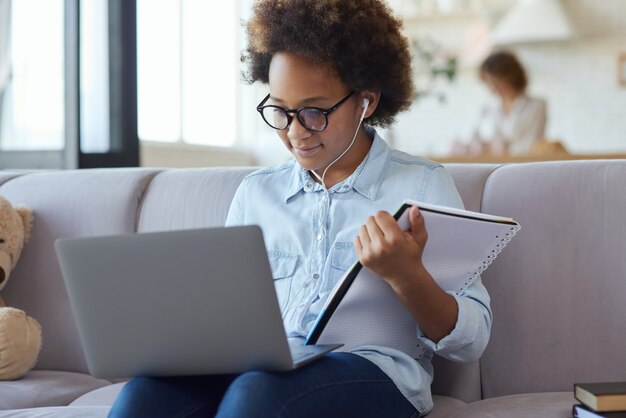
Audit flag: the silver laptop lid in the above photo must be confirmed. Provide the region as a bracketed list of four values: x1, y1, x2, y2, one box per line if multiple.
[55, 226, 295, 378]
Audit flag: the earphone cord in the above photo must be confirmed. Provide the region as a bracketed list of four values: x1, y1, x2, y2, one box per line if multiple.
[310, 101, 368, 189]
[281, 101, 369, 322]
[309, 99, 368, 246]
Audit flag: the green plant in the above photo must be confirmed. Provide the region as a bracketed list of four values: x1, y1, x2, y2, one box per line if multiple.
[411, 38, 458, 103]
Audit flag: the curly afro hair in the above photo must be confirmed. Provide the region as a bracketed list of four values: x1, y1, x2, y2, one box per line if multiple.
[242, 0, 414, 128]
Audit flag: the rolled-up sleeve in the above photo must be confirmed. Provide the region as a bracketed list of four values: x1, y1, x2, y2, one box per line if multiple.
[416, 277, 492, 362]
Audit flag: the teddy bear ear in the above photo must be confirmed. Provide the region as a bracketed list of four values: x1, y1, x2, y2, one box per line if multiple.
[15, 206, 34, 244]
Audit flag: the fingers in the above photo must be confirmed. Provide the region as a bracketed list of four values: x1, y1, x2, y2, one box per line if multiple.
[356, 208, 428, 257]
[373, 210, 400, 233]
[357, 211, 402, 253]
[354, 215, 373, 256]
[409, 205, 421, 228]
[409, 206, 428, 245]
[365, 213, 386, 241]
[354, 234, 362, 253]
[366, 211, 402, 245]
[355, 216, 379, 256]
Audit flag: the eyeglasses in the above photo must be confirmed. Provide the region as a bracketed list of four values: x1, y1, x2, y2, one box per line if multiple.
[256, 91, 355, 132]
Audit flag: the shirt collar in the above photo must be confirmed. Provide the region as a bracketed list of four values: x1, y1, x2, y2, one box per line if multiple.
[284, 161, 306, 202]
[283, 127, 390, 202]
[351, 127, 389, 200]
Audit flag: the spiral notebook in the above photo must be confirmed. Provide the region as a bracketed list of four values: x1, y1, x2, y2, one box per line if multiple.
[305, 199, 521, 357]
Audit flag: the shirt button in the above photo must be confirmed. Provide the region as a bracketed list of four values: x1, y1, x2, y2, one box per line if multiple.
[313, 274, 320, 279]
[343, 184, 349, 189]
[316, 233, 322, 241]
[306, 183, 313, 189]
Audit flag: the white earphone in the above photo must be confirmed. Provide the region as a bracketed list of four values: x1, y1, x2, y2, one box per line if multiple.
[360, 98, 370, 122]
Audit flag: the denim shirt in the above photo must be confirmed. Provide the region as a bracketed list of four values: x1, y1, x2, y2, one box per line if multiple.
[225, 128, 492, 414]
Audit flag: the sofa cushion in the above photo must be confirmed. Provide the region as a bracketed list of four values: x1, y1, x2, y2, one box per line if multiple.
[430, 358, 483, 404]
[0, 397, 469, 418]
[0, 169, 159, 373]
[444, 164, 500, 212]
[446, 392, 575, 418]
[137, 167, 255, 233]
[69, 385, 467, 415]
[0, 406, 109, 418]
[478, 160, 626, 397]
[426, 395, 468, 417]
[69, 382, 127, 406]
[0, 172, 20, 187]
[0, 370, 111, 410]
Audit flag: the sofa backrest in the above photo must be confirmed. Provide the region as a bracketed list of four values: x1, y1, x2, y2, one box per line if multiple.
[137, 168, 255, 233]
[0, 169, 159, 373]
[477, 160, 626, 398]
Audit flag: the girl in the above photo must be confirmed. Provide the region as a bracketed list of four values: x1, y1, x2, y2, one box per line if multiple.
[109, 1, 491, 417]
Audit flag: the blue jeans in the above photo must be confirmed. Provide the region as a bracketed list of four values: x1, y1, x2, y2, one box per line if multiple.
[108, 352, 419, 418]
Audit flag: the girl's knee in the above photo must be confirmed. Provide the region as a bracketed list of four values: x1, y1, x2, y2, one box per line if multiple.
[217, 371, 282, 416]
[227, 371, 279, 397]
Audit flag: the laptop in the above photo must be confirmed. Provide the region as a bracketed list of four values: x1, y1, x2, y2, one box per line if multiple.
[55, 225, 341, 379]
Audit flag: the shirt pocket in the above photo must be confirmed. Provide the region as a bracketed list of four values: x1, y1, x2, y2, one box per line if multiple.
[325, 242, 357, 292]
[267, 251, 299, 313]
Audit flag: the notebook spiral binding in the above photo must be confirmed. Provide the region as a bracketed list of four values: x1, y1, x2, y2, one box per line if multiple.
[455, 224, 522, 296]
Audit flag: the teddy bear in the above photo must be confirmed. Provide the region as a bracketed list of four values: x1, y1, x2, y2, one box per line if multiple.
[0, 196, 41, 381]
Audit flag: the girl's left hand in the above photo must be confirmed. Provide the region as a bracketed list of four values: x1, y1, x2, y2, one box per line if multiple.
[354, 206, 429, 292]
[355, 205, 459, 342]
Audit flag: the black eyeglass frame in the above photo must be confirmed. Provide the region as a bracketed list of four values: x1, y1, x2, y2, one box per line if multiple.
[256, 91, 356, 132]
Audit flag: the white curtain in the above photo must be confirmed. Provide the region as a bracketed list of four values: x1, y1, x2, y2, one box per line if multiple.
[0, 0, 11, 137]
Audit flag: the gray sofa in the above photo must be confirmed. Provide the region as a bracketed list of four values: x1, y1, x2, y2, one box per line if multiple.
[1, 160, 625, 417]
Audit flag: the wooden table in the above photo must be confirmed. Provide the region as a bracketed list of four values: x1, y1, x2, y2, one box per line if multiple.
[428, 153, 626, 164]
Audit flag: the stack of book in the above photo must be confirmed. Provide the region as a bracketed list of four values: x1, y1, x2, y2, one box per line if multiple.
[574, 382, 626, 417]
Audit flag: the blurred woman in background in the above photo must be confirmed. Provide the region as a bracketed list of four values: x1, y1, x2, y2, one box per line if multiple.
[452, 51, 547, 156]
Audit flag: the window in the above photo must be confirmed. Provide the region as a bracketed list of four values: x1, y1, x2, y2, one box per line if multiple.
[137, 0, 237, 147]
[80, 0, 110, 153]
[0, 0, 139, 170]
[0, 0, 64, 151]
